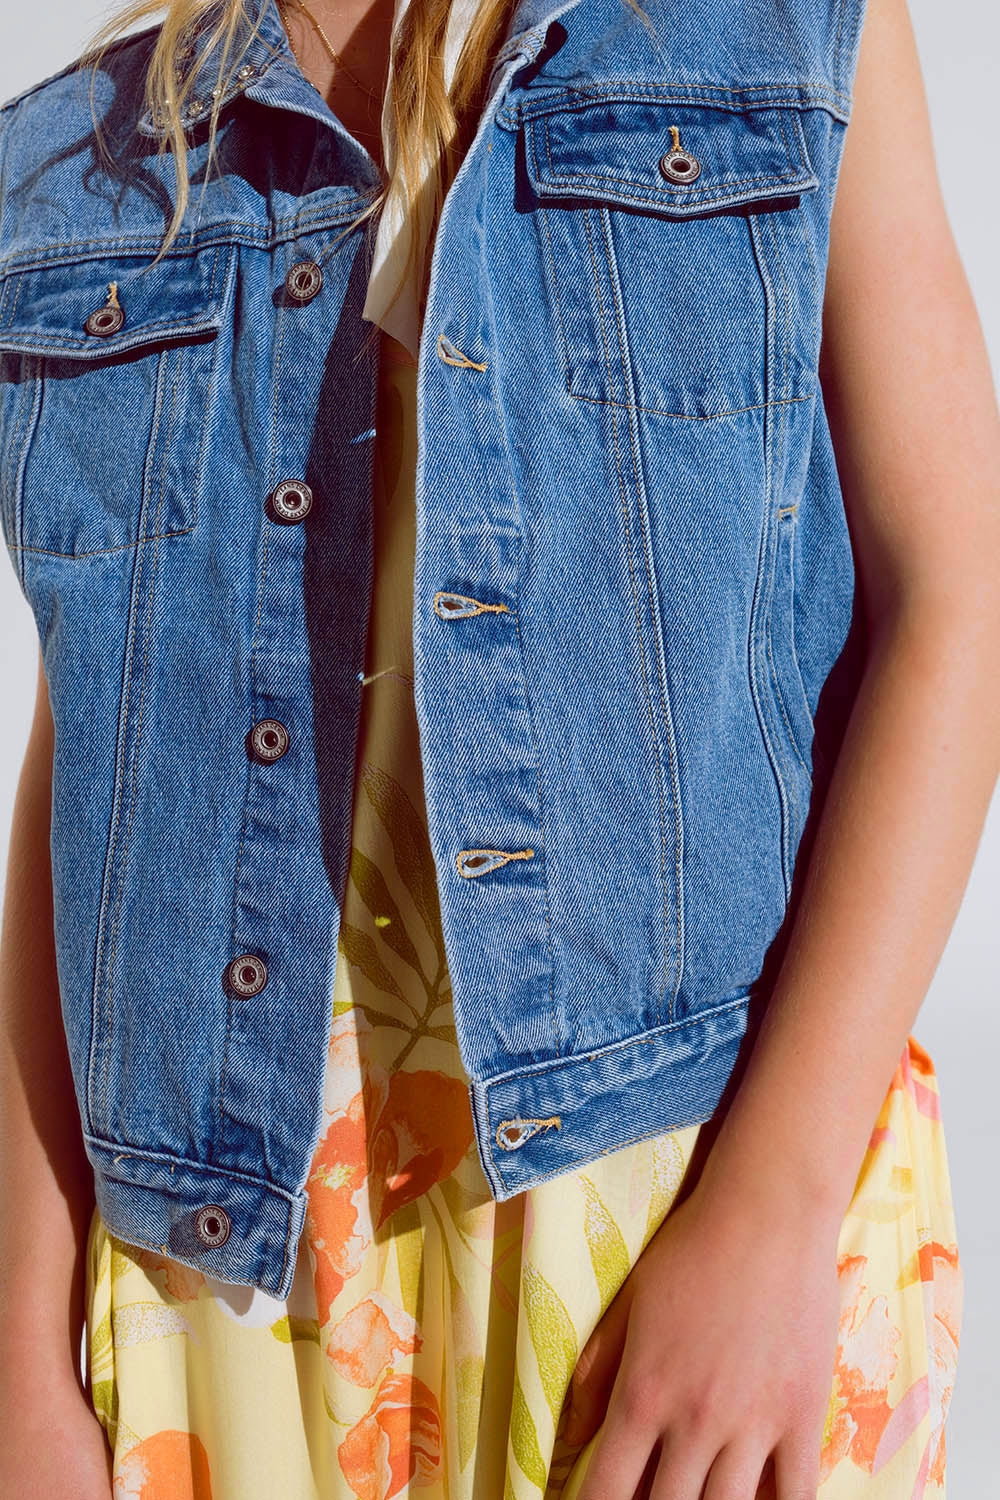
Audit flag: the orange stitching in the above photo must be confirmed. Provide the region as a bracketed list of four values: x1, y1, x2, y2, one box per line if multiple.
[436, 333, 488, 370]
[433, 590, 510, 619]
[495, 1115, 562, 1150]
[456, 847, 535, 878]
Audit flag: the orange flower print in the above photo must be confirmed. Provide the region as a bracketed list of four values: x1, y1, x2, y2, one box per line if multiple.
[114, 1430, 212, 1499]
[129, 1247, 206, 1302]
[367, 1070, 474, 1229]
[306, 1090, 372, 1324]
[874, 1239, 963, 1490]
[820, 1253, 900, 1484]
[328, 1291, 423, 1387]
[924, 1241, 962, 1486]
[338, 1372, 441, 1500]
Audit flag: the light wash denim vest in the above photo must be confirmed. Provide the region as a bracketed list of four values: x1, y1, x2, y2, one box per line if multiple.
[0, 0, 868, 1296]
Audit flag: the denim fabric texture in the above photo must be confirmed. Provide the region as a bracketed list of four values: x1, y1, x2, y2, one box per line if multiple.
[0, 0, 868, 1296]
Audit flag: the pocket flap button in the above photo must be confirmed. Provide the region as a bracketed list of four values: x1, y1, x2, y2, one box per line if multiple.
[84, 281, 125, 337]
[658, 125, 701, 184]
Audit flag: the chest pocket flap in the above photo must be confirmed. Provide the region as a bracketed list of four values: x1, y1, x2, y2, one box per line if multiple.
[523, 95, 819, 217]
[0, 244, 235, 559]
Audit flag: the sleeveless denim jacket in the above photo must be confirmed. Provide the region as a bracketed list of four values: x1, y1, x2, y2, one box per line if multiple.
[0, 0, 869, 1296]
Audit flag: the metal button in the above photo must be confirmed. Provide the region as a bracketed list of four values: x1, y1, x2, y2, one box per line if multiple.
[194, 1204, 231, 1247]
[84, 287, 125, 338]
[268, 478, 313, 523]
[658, 149, 701, 184]
[285, 260, 323, 303]
[224, 953, 268, 997]
[247, 718, 289, 763]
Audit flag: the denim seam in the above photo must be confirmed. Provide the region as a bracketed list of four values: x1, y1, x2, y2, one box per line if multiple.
[0, 205, 377, 274]
[757, 211, 802, 895]
[7, 529, 198, 557]
[743, 211, 792, 902]
[601, 206, 684, 1027]
[582, 203, 672, 1042]
[1, 350, 37, 572]
[537, 206, 572, 390]
[481, 987, 752, 1091]
[217, 247, 287, 1165]
[768, 207, 801, 882]
[98, 464, 168, 1126]
[496, 82, 853, 131]
[762, 210, 811, 785]
[769, 511, 816, 751]
[86, 1132, 302, 1197]
[567, 391, 813, 420]
[483, 129, 560, 1053]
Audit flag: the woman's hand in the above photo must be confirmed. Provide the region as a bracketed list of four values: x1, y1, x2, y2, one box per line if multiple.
[564, 1175, 843, 1500]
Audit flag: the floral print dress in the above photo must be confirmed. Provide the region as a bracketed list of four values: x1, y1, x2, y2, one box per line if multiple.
[85, 332, 964, 1500]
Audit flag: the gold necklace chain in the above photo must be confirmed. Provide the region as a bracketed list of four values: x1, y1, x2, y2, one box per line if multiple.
[278, 0, 385, 104]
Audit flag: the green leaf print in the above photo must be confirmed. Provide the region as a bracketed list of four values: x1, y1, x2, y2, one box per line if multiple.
[360, 763, 444, 956]
[641, 1134, 686, 1251]
[349, 845, 429, 982]
[270, 1314, 321, 1345]
[457, 1354, 485, 1472]
[511, 1369, 549, 1493]
[338, 922, 409, 1006]
[392, 1199, 425, 1322]
[580, 1176, 631, 1315]
[88, 1306, 113, 1368]
[90, 1379, 119, 1445]
[522, 1263, 579, 1428]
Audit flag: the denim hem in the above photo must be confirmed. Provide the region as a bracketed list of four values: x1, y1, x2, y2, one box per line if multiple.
[470, 988, 755, 1198]
[85, 1134, 309, 1299]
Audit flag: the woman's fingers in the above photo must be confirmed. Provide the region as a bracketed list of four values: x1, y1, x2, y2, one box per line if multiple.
[570, 1357, 675, 1500]
[771, 1432, 823, 1500]
[693, 1439, 773, 1500]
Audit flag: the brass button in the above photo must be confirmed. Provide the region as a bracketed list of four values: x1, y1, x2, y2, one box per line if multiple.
[285, 260, 323, 303]
[247, 718, 290, 763]
[224, 953, 268, 997]
[268, 478, 313, 524]
[194, 1205, 231, 1247]
[658, 149, 701, 184]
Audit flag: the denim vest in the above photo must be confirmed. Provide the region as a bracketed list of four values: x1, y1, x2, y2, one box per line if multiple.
[0, 0, 868, 1296]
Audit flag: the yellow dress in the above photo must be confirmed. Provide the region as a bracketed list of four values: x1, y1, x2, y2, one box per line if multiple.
[85, 332, 964, 1499]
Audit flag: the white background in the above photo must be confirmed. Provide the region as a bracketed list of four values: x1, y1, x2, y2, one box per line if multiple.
[1, 2, 997, 1490]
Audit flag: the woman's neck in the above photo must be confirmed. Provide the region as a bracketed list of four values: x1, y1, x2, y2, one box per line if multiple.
[277, 0, 397, 171]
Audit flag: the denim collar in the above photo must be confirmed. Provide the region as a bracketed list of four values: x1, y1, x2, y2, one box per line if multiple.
[134, 0, 584, 139]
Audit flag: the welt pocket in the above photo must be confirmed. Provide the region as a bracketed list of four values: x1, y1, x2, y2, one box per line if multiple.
[0, 244, 235, 559]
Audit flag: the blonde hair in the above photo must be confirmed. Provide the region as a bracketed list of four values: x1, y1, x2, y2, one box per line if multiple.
[81, 0, 649, 327]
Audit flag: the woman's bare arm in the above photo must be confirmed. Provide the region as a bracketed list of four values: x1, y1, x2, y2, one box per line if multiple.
[0, 646, 113, 1493]
[566, 0, 1000, 1492]
[692, 0, 1000, 1220]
